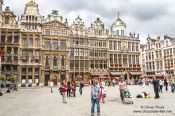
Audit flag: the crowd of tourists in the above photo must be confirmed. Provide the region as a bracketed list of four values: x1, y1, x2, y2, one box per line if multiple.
[1, 75, 174, 116]
[48, 79, 85, 104]
[54, 76, 175, 116]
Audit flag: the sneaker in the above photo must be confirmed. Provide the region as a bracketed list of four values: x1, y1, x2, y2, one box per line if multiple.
[91, 113, 94, 116]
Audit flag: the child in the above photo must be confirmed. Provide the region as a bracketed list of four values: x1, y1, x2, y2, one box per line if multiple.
[124, 89, 132, 98]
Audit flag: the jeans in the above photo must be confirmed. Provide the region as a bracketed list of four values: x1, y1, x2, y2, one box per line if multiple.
[159, 85, 163, 93]
[73, 90, 76, 97]
[62, 92, 67, 103]
[50, 87, 53, 93]
[154, 87, 159, 98]
[171, 84, 175, 93]
[67, 89, 71, 97]
[120, 89, 124, 101]
[79, 88, 82, 95]
[165, 84, 168, 91]
[91, 97, 100, 114]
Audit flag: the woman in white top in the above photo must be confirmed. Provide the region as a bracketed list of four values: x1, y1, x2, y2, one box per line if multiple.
[100, 81, 106, 103]
[159, 79, 164, 93]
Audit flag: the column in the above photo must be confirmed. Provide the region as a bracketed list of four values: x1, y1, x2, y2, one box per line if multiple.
[131, 42, 133, 51]
[18, 66, 21, 86]
[127, 55, 129, 67]
[113, 54, 115, 64]
[135, 55, 137, 64]
[131, 55, 132, 65]
[40, 68, 44, 86]
[26, 66, 28, 85]
[111, 41, 113, 50]
[121, 54, 123, 65]
[116, 41, 118, 50]
[12, 47, 14, 62]
[32, 67, 34, 84]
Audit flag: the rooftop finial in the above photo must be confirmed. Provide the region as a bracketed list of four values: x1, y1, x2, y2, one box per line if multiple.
[118, 12, 120, 19]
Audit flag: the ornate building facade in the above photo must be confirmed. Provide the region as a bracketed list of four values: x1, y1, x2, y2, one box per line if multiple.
[0, 1, 142, 86]
[88, 18, 109, 78]
[142, 35, 175, 77]
[69, 15, 90, 82]
[0, 0, 4, 74]
[108, 16, 141, 79]
[0, 6, 20, 82]
[19, 1, 43, 86]
[42, 10, 69, 85]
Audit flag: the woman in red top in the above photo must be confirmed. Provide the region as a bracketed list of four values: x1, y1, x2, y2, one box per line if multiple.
[61, 80, 67, 103]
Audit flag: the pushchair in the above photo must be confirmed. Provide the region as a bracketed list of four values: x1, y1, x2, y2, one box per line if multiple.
[120, 88, 133, 104]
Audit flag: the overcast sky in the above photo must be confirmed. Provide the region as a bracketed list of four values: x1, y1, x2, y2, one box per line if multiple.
[3, 0, 175, 43]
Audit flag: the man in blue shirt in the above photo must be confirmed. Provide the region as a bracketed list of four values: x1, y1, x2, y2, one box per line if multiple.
[91, 80, 101, 116]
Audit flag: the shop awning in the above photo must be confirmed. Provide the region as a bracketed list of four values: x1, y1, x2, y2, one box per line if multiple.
[130, 72, 142, 76]
[0, 80, 2, 86]
[111, 72, 125, 76]
[90, 71, 110, 76]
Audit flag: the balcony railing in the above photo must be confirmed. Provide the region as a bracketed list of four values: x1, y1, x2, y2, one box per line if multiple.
[45, 66, 50, 69]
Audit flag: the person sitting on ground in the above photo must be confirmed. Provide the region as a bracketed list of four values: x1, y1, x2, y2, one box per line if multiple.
[7, 87, 12, 93]
[0, 89, 2, 96]
[136, 92, 151, 98]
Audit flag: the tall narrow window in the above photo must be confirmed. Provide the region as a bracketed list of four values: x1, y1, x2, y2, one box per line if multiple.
[121, 30, 124, 36]
[117, 30, 119, 35]
[5, 17, 10, 24]
[35, 38, 40, 46]
[61, 56, 65, 67]
[45, 55, 50, 69]
[53, 56, 57, 66]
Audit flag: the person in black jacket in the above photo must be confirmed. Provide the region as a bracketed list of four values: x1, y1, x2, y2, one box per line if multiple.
[79, 81, 84, 95]
[164, 78, 168, 91]
[152, 77, 160, 99]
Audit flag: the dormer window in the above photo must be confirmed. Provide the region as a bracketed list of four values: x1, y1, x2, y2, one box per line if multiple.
[117, 30, 119, 35]
[166, 40, 168, 47]
[121, 30, 124, 36]
[5, 16, 10, 24]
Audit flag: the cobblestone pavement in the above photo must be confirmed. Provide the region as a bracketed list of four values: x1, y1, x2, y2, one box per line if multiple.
[0, 85, 175, 116]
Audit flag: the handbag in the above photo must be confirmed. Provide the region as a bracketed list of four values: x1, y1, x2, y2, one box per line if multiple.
[103, 93, 106, 97]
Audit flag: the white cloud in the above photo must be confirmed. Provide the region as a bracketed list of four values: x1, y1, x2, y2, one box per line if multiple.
[3, 0, 175, 43]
